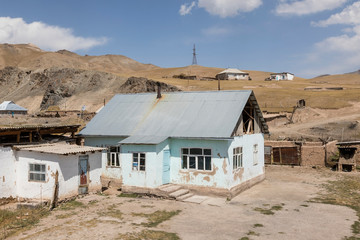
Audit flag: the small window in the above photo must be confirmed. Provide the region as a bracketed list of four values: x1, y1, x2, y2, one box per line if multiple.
[233, 147, 243, 170]
[133, 153, 146, 171]
[107, 146, 120, 167]
[253, 144, 258, 165]
[29, 163, 46, 182]
[181, 148, 212, 171]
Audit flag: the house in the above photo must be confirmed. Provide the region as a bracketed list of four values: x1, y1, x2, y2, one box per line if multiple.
[0, 143, 105, 201]
[80, 90, 269, 198]
[270, 72, 294, 81]
[216, 69, 250, 80]
[0, 101, 28, 115]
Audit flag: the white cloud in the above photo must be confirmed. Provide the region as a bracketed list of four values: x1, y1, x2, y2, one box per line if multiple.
[179, 2, 196, 16]
[198, 0, 262, 18]
[313, 1, 360, 26]
[302, 25, 360, 76]
[202, 26, 231, 36]
[275, 0, 348, 16]
[0, 17, 107, 51]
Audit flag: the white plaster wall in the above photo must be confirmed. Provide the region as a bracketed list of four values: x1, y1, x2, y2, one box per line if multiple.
[0, 147, 17, 198]
[170, 139, 231, 189]
[287, 73, 294, 80]
[228, 134, 265, 189]
[85, 136, 124, 180]
[120, 144, 162, 188]
[15, 151, 102, 200]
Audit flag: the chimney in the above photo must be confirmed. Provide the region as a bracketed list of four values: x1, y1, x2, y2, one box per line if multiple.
[156, 82, 161, 99]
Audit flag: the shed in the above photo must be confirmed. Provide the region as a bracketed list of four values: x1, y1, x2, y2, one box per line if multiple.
[336, 141, 360, 172]
[0, 101, 28, 115]
[216, 68, 250, 80]
[270, 72, 294, 81]
[80, 90, 269, 198]
[0, 143, 105, 201]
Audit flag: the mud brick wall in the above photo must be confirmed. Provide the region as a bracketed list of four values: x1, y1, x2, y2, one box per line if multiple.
[301, 145, 325, 166]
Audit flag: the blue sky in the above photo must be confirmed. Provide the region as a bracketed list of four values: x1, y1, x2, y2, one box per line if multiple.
[0, 0, 360, 78]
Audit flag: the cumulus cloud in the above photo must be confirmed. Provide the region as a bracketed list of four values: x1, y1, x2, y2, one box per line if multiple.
[0, 17, 107, 51]
[179, 2, 196, 16]
[275, 0, 348, 16]
[313, 1, 360, 26]
[198, 0, 262, 18]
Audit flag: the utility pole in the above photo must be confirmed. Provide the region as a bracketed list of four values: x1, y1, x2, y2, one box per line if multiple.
[192, 44, 197, 65]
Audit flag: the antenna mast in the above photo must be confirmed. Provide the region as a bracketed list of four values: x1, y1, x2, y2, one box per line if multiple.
[192, 44, 197, 65]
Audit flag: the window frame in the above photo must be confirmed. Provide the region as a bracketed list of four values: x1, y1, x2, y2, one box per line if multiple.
[181, 148, 212, 171]
[29, 163, 46, 182]
[132, 152, 146, 171]
[233, 146, 243, 170]
[107, 146, 120, 167]
[253, 144, 258, 166]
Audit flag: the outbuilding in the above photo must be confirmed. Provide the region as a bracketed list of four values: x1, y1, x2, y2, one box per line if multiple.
[0, 143, 105, 201]
[80, 90, 269, 198]
[0, 101, 28, 115]
[216, 68, 250, 80]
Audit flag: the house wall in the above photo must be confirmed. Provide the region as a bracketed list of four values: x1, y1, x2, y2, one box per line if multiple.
[15, 151, 102, 200]
[301, 145, 325, 166]
[84, 136, 125, 186]
[120, 144, 162, 188]
[0, 147, 17, 198]
[170, 138, 231, 189]
[228, 134, 265, 189]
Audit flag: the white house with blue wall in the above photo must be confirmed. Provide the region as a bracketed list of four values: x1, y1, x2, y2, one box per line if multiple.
[79, 90, 269, 198]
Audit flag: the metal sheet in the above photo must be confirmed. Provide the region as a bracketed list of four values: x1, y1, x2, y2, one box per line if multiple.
[80, 90, 268, 139]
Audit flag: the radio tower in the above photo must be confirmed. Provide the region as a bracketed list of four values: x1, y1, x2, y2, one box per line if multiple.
[192, 44, 197, 65]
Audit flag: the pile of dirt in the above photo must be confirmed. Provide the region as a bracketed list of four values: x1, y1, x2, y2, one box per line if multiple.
[119, 77, 181, 93]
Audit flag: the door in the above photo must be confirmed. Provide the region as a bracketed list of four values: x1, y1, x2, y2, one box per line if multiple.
[162, 150, 171, 185]
[79, 155, 89, 194]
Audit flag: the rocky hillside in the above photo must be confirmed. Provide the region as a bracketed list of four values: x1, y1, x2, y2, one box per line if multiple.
[0, 43, 158, 74]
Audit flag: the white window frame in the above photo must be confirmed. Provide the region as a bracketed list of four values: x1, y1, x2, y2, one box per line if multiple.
[233, 147, 243, 170]
[107, 146, 120, 167]
[181, 148, 212, 171]
[29, 163, 46, 182]
[253, 144, 258, 165]
[132, 152, 146, 171]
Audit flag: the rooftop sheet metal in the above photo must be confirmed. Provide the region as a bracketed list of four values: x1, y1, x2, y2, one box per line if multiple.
[119, 135, 168, 145]
[80, 90, 267, 141]
[217, 68, 248, 75]
[0, 101, 27, 111]
[15, 143, 106, 155]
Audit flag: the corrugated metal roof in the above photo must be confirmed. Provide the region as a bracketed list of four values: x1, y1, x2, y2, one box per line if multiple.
[217, 68, 248, 75]
[80, 90, 269, 142]
[14, 143, 106, 155]
[119, 135, 168, 145]
[0, 101, 27, 111]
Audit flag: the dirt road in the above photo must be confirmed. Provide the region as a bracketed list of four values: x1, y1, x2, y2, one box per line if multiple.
[8, 166, 357, 240]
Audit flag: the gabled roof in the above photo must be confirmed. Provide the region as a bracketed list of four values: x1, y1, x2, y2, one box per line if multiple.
[217, 68, 248, 75]
[0, 101, 27, 111]
[79, 91, 268, 141]
[270, 72, 294, 76]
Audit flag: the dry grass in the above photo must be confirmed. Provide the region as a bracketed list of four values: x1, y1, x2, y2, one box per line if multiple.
[0, 206, 49, 239]
[132, 210, 181, 228]
[117, 230, 180, 240]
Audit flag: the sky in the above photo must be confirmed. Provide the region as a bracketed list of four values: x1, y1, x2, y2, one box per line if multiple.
[0, 0, 360, 78]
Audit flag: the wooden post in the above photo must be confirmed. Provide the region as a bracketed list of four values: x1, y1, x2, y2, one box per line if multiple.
[16, 133, 20, 143]
[29, 132, 32, 143]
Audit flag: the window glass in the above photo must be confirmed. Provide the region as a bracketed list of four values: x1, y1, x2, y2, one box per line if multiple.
[182, 148, 188, 154]
[182, 155, 187, 169]
[190, 148, 202, 155]
[205, 157, 211, 170]
[189, 156, 196, 169]
[204, 149, 211, 155]
[197, 156, 204, 170]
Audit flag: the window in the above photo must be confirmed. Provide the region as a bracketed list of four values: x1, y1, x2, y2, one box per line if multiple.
[182, 148, 212, 171]
[233, 147, 243, 170]
[29, 163, 46, 182]
[133, 153, 146, 171]
[107, 146, 120, 167]
[253, 144, 258, 165]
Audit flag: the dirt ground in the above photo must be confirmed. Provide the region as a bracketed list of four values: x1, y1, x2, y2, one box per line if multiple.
[6, 166, 357, 240]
